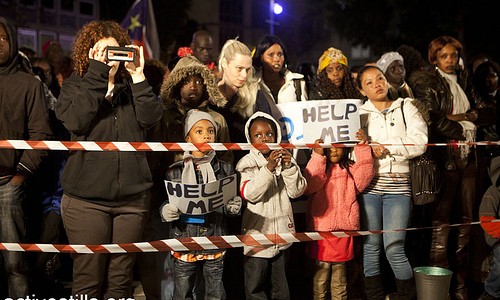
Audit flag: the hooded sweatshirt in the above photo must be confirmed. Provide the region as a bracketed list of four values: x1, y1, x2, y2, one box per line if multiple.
[479, 156, 500, 247]
[236, 112, 307, 258]
[0, 17, 52, 181]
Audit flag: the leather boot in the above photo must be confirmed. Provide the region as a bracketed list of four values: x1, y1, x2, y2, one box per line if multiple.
[429, 225, 450, 268]
[364, 275, 385, 300]
[454, 271, 469, 300]
[395, 278, 417, 300]
[454, 225, 471, 300]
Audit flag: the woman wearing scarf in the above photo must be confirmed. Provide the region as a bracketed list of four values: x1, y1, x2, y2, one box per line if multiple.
[409, 36, 479, 300]
[160, 109, 242, 299]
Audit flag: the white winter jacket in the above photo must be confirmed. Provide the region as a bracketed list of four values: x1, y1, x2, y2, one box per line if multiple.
[236, 112, 307, 258]
[360, 98, 428, 174]
[257, 69, 308, 104]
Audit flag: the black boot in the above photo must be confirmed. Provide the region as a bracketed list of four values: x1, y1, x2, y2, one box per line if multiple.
[429, 225, 450, 268]
[364, 275, 385, 300]
[395, 278, 417, 300]
[454, 225, 471, 300]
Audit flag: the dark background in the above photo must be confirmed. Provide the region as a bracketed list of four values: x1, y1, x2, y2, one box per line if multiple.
[101, 0, 500, 67]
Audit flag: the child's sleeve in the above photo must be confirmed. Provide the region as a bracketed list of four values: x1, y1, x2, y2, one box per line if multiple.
[281, 161, 307, 199]
[159, 167, 181, 222]
[236, 159, 276, 203]
[480, 188, 500, 239]
[350, 144, 375, 194]
[303, 152, 327, 195]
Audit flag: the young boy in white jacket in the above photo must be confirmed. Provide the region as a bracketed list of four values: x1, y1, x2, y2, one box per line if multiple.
[236, 111, 307, 300]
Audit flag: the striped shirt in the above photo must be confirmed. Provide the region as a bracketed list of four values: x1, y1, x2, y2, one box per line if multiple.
[365, 173, 411, 196]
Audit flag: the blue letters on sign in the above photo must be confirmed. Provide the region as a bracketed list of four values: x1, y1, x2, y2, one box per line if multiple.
[279, 116, 294, 141]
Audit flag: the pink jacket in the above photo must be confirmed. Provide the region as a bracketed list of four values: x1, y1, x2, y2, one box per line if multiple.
[304, 145, 374, 231]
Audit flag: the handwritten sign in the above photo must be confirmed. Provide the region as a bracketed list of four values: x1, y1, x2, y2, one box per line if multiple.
[164, 174, 237, 215]
[276, 99, 362, 143]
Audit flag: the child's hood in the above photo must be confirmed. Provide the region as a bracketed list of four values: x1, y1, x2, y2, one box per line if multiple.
[160, 55, 227, 108]
[244, 111, 282, 144]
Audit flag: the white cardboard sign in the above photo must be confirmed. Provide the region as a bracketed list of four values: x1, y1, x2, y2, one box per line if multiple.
[164, 174, 237, 215]
[276, 99, 362, 143]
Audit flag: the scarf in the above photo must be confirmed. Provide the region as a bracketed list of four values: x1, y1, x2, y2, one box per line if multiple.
[438, 68, 476, 159]
[181, 151, 216, 184]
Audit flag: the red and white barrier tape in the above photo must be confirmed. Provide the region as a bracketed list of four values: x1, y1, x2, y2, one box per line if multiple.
[1, 140, 500, 152]
[0, 220, 494, 254]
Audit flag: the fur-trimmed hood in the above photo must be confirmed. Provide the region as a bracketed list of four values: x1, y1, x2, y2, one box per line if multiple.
[160, 55, 226, 108]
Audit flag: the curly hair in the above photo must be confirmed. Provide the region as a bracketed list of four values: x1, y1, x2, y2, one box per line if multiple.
[316, 67, 363, 100]
[396, 44, 427, 80]
[72, 20, 131, 77]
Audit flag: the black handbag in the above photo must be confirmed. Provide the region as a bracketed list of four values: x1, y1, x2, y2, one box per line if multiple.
[409, 149, 440, 205]
[400, 100, 441, 205]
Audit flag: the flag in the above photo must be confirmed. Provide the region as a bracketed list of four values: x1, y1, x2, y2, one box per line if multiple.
[120, 0, 160, 60]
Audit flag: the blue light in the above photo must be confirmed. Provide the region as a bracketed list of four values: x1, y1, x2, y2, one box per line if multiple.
[273, 3, 283, 15]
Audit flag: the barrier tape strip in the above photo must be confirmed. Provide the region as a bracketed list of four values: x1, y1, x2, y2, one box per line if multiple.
[1, 140, 500, 152]
[0, 220, 496, 254]
[1, 140, 497, 253]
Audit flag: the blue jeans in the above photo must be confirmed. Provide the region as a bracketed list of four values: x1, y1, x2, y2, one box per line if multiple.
[484, 244, 500, 298]
[0, 181, 28, 298]
[173, 255, 225, 300]
[360, 193, 413, 280]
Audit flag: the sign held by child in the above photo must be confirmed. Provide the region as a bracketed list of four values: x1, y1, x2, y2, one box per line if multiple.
[277, 99, 362, 143]
[164, 174, 237, 215]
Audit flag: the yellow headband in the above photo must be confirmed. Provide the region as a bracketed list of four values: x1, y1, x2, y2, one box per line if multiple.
[318, 47, 348, 74]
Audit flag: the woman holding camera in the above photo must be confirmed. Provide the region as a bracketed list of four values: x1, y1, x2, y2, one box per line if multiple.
[55, 20, 162, 298]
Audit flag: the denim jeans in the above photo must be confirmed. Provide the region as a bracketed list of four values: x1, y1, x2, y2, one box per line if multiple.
[244, 252, 289, 300]
[173, 255, 225, 300]
[360, 193, 413, 280]
[484, 245, 500, 298]
[0, 181, 28, 298]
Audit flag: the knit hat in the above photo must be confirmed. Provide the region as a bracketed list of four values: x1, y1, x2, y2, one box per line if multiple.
[318, 47, 348, 74]
[184, 109, 217, 138]
[376, 52, 404, 74]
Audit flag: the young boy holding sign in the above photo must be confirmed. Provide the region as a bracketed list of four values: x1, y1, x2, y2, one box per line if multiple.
[236, 111, 307, 299]
[160, 109, 242, 299]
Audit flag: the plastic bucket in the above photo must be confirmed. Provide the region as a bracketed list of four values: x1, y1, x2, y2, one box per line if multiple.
[414, 266, 453, 300]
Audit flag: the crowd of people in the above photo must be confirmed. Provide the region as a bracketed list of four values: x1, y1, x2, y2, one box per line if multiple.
[1, 16, 500, 300]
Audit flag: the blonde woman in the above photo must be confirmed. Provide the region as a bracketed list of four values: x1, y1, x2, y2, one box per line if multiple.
[211, 39, 264, 165]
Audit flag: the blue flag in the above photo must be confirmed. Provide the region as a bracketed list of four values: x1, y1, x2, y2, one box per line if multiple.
[120, 0, 160, 59]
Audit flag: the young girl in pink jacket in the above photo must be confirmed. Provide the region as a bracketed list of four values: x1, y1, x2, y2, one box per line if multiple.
[304, 129, 374, 300]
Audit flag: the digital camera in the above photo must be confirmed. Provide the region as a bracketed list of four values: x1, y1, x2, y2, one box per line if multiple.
[106, 46, 136, 62]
